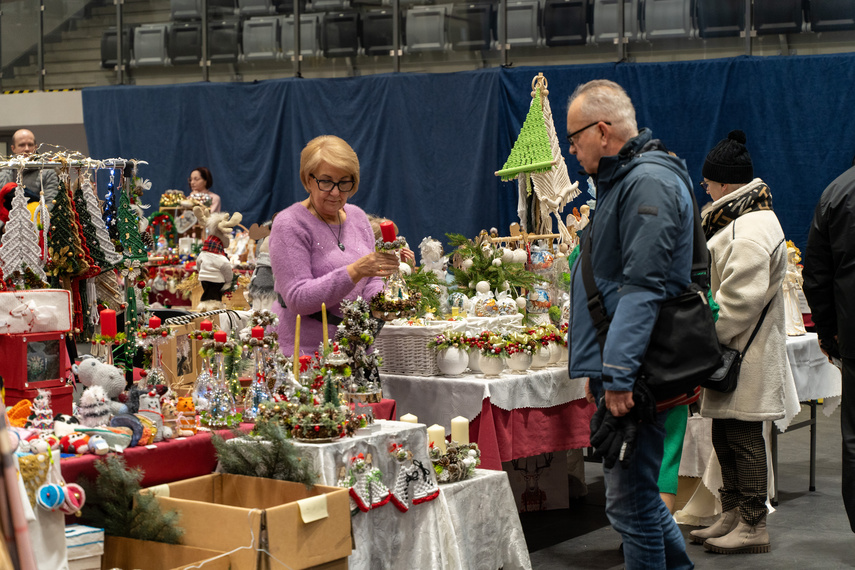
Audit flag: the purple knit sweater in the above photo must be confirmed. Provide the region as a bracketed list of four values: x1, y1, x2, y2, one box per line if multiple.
[269, 202, 384, 356]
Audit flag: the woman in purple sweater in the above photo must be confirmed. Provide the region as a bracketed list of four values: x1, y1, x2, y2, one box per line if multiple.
[269, 135, 399, 356]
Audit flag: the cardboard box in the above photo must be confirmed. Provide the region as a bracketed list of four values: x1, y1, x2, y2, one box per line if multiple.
[101, 536, 232, 570]
[150, 473, 352, 570]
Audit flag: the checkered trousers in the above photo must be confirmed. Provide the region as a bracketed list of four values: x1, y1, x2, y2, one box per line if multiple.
[711, 418, 768, 526]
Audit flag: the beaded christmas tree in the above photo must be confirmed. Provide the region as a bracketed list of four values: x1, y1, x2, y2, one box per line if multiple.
[0, 182, 47, 283]
[117, 186, 149, 264]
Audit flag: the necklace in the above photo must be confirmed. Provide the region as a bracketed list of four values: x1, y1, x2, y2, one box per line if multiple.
[311, 204, 345, 251]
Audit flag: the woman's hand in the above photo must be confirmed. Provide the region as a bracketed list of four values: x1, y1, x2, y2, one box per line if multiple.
[347, 251, 400, 283]
[400, 247, 416, 265]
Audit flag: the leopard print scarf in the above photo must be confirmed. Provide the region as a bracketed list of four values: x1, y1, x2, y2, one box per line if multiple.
[701, 182, 774, 239]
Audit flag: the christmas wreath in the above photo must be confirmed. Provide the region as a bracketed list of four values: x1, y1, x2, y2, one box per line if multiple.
[147, 211, 177, 248]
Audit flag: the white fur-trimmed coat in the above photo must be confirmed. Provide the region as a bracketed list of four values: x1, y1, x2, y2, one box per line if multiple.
[699, 180, 793, 422]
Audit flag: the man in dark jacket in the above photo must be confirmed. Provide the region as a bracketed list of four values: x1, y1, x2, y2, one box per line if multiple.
[566, 80, 694, 569]
[803, 165, 855, 533]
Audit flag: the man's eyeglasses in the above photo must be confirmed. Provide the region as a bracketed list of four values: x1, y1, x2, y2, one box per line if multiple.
[566, 121, 611, 146]
[699, 180, 710, 191]
[311, 174, 354, 193]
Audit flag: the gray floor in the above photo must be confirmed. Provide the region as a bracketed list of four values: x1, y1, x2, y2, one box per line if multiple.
[524, 404, 854, 569]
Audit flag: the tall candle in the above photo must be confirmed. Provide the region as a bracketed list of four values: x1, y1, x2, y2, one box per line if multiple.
[214, 330, 227, 343]
[400, 413, 418, 424]
[149, 315, 161, 329]
[252, 325, 264, 340]
[380, 220, 396, 242]
[200, 319, 213, 331]
[451, 416, 469, 445]
[427, 424, 447, 453]
[100, 309, 117, 337]
[321, 302, 328, 351]
[293, 315, 301, 379]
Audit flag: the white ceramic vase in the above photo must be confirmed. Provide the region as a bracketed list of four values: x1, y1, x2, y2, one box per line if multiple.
[468, 347, 482, 374]
[530, 347, 550, 369]
[479, 353, 505, 377]
[507, 352, 532, 373]
[436, 347, 469, 376]
[548, 343, 563, 366]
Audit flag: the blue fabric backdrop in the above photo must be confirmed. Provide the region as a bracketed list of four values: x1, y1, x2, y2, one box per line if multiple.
[83, 54, 855, 253]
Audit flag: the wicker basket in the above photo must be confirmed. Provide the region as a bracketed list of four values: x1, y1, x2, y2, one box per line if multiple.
[375, 324, 443, 376]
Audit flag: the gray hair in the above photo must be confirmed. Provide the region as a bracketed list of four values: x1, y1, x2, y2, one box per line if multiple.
[568, 80, 638, 142]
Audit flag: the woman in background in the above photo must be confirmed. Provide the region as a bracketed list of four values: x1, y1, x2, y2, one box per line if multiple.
[188, 167, 221, 213]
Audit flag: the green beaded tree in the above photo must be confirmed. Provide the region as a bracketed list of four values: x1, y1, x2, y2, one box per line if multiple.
[117, 187, 148, 264]
[495, 87, 555, 181]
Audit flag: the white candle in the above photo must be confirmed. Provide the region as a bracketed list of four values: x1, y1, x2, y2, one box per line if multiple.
[427, 424, 446, 453]
[400, 413, 419, 424]
[451, 416, 469, 445]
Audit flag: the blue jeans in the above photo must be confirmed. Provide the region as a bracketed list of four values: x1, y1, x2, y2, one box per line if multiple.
[603, 409, 693, 570]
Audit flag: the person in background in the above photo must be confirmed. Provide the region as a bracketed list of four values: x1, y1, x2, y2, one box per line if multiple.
[802, 161, 855, 534]
[566, 79, 695, 570]
[0, 129, 59, 208]
[188, 166, 221, 213]
[269, 135, 398, 355]
[689, 130, 790, 554]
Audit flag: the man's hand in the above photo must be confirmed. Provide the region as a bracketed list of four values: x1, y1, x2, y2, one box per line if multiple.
[585, 378, 596, 404]
[605, 390, 634, 418]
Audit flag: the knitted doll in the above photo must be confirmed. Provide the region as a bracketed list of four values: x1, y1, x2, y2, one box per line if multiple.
[193, 206, 242, 312]
[72, 356, 128, 416]
[60, 432, 90, 455]
[77, 385, 112, 428]
[247, 221, 276, 312]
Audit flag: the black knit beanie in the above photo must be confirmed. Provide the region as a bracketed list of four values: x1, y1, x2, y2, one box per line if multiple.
[702, 130, 754, 184]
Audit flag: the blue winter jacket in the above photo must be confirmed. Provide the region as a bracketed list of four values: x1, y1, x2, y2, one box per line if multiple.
[568, 128, 695, 397]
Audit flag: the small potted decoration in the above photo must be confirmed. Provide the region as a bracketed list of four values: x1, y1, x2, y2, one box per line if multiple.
[427, 331, 469, 376]
[429, 441, 481, 483]
[478, 334, 507, 378]
[505, 332, 536, 373]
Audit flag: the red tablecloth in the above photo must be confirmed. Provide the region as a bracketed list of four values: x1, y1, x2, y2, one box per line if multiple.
[470, 398, 596, 471]
[61, 399, 397, 486]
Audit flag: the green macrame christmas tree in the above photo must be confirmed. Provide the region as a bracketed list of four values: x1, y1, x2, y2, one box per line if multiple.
[46, 178, 92, 279]
[76, 178, 124, 269]
[495, 86, 555, 181]
[117, 187, 148, 263]
[74, 181, 110, 269]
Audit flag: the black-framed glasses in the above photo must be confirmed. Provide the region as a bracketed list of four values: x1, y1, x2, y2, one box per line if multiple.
[566, 121, 611, 145]
[310, 174, 354, 193]
[699, 180, 710, 191]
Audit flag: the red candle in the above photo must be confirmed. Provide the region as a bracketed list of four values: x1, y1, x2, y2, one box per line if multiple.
[100, 309, 117, 338]
[149, 315, 162, 329]
[200, 319, 213, 331]
[252, 326, 264, 340]
[214, 330, 227, 343]
[380, 220, 396, 242]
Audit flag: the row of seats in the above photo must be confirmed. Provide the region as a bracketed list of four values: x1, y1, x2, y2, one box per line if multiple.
[101, 0, 855, 67]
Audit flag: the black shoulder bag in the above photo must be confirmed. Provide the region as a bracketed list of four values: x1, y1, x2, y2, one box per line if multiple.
[580, 190, 723, 401]
[702, 300, 771, 393]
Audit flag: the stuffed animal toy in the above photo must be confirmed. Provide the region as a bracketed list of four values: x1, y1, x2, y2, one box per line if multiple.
[87, 434, 110, 455]
[193, 206, 242, 312]
[72, 356, 128, 416]
[25, 432, 60, 454]
[77, 385, 112, 427]
[136, 390, 173, 442]
[60, 433, 90, 455]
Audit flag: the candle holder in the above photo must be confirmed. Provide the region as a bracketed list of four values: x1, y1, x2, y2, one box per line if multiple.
[136, 324, 172, 389]
[242, 333, 272, 420]
[191, 355, 214, 411]
[198, 333, 238, 427]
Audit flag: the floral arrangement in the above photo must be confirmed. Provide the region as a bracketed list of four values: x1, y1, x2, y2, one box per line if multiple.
[375, 236, 408, 251]
[505, 332, 537, 356]
[476, 333, 508, 358]
[446, 232, 545, 297]
[158, 189, 185, 208]
[429, 441, 481, 483]
[400, 266, 443, 316]
[369, 292, 420, 319]
[289, 403, 348, 440]
[427, 331, 467, 351]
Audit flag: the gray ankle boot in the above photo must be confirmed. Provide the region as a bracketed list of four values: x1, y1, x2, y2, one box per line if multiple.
[703, 514, 770, 554]
[689, 509, 739, 545]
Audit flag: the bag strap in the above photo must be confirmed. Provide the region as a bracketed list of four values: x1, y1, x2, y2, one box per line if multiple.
[580, 186, 708, 357]
[741, 299, 772, 356]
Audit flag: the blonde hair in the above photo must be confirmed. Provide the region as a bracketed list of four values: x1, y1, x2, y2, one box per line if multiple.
[299, 135, 360, 195]
[568, 80, 638, 142]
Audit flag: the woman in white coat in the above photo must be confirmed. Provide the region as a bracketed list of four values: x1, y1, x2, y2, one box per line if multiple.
[689, 130, 790, 554]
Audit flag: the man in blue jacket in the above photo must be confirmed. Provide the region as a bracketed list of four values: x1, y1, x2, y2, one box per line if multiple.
[567, 80, 694, 569]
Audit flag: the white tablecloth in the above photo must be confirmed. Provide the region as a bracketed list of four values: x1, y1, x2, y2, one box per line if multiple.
[382, 366, 586, 431]
[785, 332, 842, 414]
[291, 421, 531, 570]
[440, 469, 532, 570]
